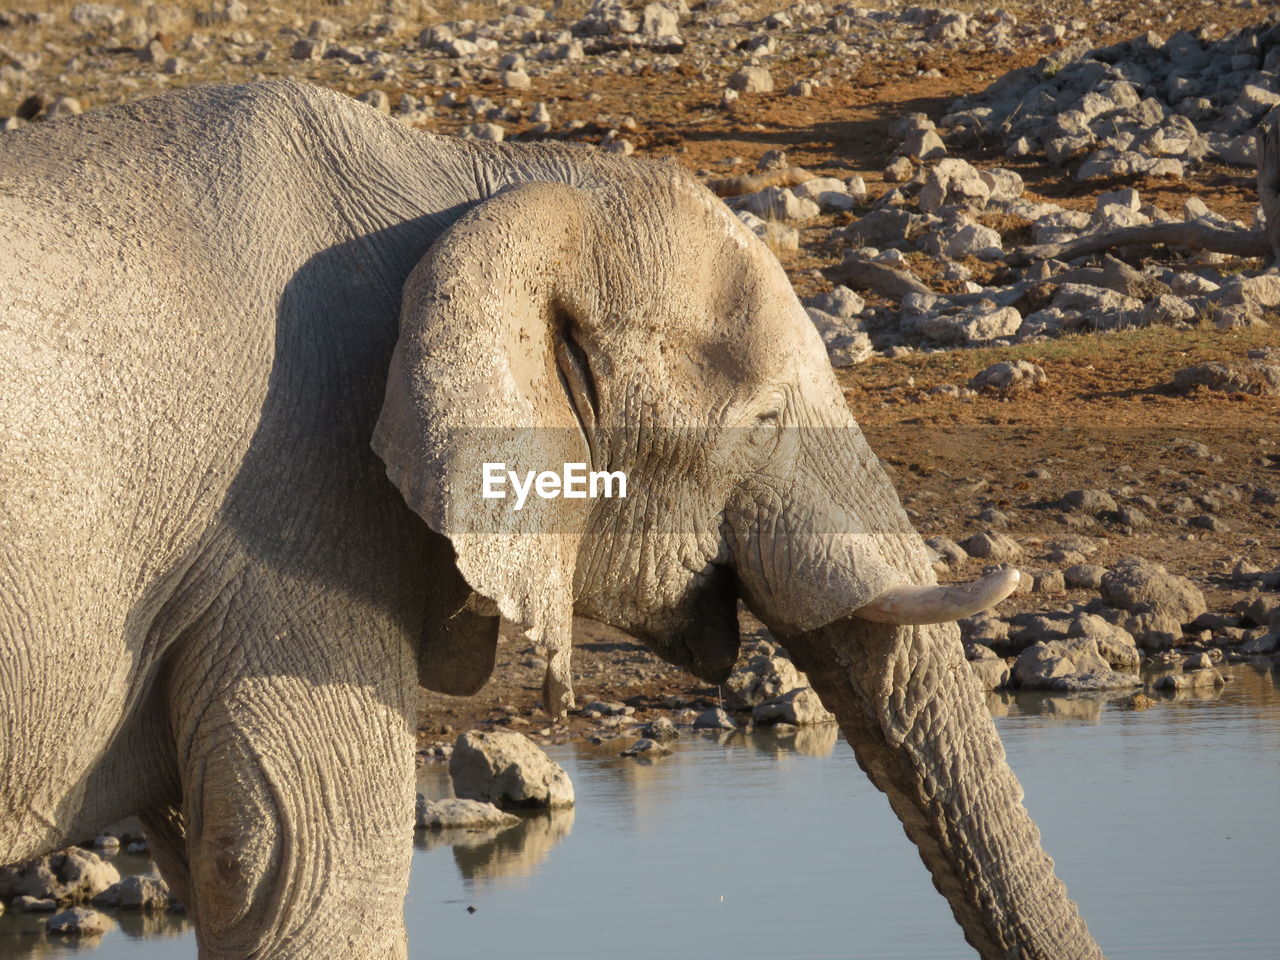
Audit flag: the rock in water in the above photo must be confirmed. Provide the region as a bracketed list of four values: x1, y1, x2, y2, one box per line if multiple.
[1012, 639, 1141, 691]
[692, 707, 736, 730]
[91, 874, 171, 911]
[1153, 667, 1225, 691]
[725, 647, 805, 708]
[0, 847, 119, 903]
[641, 716, 680, 742]
[449, 730, 574, 808]
[415, 796, 520, 830]
[621, 738, 671, 758]
[968, 656, 1012, 691]
[751, 687, 835, 725]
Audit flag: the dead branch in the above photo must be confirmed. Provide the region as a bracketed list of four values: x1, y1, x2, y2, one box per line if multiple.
[1007, 221, 1269, 267]
[705, 167, 814, 198]
[1011, 125, 1280, 267]
[1258, 121, 1280, 265]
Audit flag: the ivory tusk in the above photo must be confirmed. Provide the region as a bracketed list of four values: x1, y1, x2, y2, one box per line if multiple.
[852, 568, 1021, 625]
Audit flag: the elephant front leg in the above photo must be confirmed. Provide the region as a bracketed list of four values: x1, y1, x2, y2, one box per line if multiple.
[169, 669, 416, 960]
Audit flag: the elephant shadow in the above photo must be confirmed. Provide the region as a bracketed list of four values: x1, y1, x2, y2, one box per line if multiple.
[215, 205, 476, 650]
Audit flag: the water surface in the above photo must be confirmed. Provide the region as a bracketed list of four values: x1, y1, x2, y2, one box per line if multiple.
[3, 664, 1277, 959]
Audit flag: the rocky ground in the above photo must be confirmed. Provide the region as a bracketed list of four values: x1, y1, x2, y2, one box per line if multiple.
[2, 4, 1279, 915]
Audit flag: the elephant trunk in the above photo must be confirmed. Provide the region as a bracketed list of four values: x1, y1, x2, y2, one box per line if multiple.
[783, 616, 1105, 960]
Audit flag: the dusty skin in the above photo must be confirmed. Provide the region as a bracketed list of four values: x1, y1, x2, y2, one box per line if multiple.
[0, 2, 1278, 960]
[0, 80, 1099, 959]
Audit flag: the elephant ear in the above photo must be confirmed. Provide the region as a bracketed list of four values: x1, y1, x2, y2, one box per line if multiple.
[373, 182, 602, 717]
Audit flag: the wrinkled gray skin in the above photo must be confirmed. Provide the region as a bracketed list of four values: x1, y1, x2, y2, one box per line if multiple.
[0, 81, 1103, 959]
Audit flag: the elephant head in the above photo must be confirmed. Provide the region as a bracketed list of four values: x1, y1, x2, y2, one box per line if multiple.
[372, 171, 1104, 959]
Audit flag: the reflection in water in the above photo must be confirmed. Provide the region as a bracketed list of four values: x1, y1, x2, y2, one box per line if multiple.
[747, 722, 838, 757]
[1011, 688, 1137, 723]
[6, 663, 1277, 960]
[0, 912, 105, 960]
[111, 911, 189, 942]
[0, 858, 190, 960]
[990, 663, 1270, 724]
[414, 807, 576, 889]
[1155, 682, 1226, 703]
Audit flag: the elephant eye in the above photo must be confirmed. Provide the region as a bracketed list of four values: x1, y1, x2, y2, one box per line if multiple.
[744, 403, 784, 453]
[553, 310, 600, 423]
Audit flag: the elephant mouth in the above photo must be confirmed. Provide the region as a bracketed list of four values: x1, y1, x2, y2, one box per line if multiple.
[628, 561, 742, 685]
[636, 566, 1020, 686]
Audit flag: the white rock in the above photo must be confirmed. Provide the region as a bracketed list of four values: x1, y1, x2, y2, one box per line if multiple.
[1097, 188, 1140, 211]
[901, 127, 946, 160]
[1051, 283, 1143, 316]
[941, 222, 1003, 260]
[1237, 83, 1280, 115]
[693, 707, 737, 730]
[728, 66, 773, 93]
[961, 530, 1022, 562]
[621, 737, 672, 757]
[726, 652, 805, 707]
[908, 302, 1021, 345]
[752, 687, 834, 725]
[0, 848, 119, 903]
[925, 12, 968, 42]
[826, 332, 873, 367]
[442, 37, 479, 57]
[793, 177, 856, 212]
[459, 123, 505, 142]
[1140, 294, 1196, 326]
[792, 177, 847, 200]
[501, 69, 532, 90]
[958, 303, 1021, 341]
[1013, 639, 1140, 691]
[639, 2, 680, 37]
[1153, 667, 1226, 691]
[805, 285, 864, 319]
[449, 730, 574, 808]
[883, 156, 915, 183]
[415, 796, 520, 829]
[969, 657, 1011, 690]
[90, 875, 170, 911]
[969, 360, 1046, 391]
[737, 186, 820, 221]
[918, 158, 991, 211]
[979, 168, 1023, 202]
[70, 3, 125, 29]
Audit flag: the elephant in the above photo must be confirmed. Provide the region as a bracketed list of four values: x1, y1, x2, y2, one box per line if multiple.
[0, 80, 1103, 959]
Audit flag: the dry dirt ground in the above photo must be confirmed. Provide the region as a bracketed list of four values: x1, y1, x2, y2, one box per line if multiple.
[2, 1, 1277, 748]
